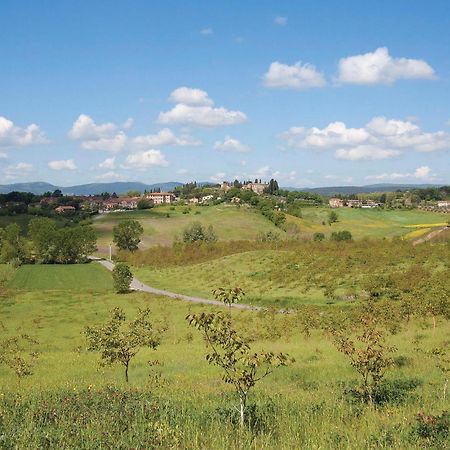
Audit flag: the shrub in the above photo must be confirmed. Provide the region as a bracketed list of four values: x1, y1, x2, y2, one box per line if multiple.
[413, 411, 449, 445]
[330, 230, 352, 241]
[182, 222, 217, 244]
[112, 263, 133, 293]
[113, 220, 143, 251]
[313, 232, 325, 242]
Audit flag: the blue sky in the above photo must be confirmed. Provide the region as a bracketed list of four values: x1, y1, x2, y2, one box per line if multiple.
[1, 0, 449, 187]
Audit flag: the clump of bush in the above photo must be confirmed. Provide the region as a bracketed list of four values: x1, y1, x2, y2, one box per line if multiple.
[313, 232, 325, 242]
[112, 263, 133, 293]
[412, 411, 449, 446]
[182, 222, 217, 244]
[330, 230, 352, 241]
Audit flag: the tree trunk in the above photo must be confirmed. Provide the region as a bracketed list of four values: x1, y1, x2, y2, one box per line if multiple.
[239, 394, 246, 428]
[125, 362, 129, 383]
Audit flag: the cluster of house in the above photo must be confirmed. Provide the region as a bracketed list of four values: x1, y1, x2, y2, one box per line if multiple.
[51, 192, 177, 213]
[329, 198, 382, 209]
[418, 200, 450, 212]
[221, 181, 269, 195]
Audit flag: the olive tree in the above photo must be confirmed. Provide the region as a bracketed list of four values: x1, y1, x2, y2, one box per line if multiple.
[85, 307, 163, 382]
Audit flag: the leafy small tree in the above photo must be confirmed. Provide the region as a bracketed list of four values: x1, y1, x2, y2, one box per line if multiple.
[112, 263, 133, 293]
[328, 211, 339, 225]
[182, 222, 217, 244]
[0, 334, 39, 381]
[331, 316, 396, 406]
[137, 198, 153, 210]
[113, 219, 144, 251]
[428, 346, 449, 401]
[85, 307, 163, 382]
[186, 289, 293, 426]
[212, 287, 245, 308]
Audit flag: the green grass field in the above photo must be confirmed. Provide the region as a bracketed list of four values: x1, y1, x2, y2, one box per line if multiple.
[8, 263, 113, 291]
[0, 263, 449, 448]
[93, 204, 449, 257]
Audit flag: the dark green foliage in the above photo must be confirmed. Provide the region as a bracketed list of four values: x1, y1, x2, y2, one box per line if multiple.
[0, 223, 28, 265]
[313, 232, 325, 242]
[412, 411, 449, 446]
[112, 263, 133, 293]
[137, 198, 153, 210]
[113, 219, 144, 251]
[182, 222, 217, 243]
[330, 230, 352, 241]
[328, 211, 339, 225]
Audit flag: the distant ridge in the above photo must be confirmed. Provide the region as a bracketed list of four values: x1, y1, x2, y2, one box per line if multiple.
[0, 181, 443, 196]
[0, 181, 183, 195]
[284, 183, 441, 195]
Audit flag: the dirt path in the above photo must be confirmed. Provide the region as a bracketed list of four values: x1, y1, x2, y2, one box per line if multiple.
[412, 226, 448, 246]
[95, 259, 260, 311]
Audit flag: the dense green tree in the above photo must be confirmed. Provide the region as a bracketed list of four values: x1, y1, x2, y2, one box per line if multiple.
[137, 198, 153, 210]
[0, 223, 27, 265]
[182, 222, 217, 244]
[113, 220, 144, 251]
[112, 263, 133, 293]
[28, 218, 58, 263]
[56, 226, 97, 263]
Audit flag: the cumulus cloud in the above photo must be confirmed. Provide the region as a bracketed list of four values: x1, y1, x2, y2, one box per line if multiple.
[274, 16, 288, 26]
[122, 150, 168, 170]
[69, 114, 127, 152]
[366, 166, 433, 181]
[280, 116, 450, 160]
[122, 118, 134, 129]
[263, 61, 326, 89]
[214, 136, 251, 153]
[99, 157, 116, 170]
[159, 88, 247, 127]
[48, 159, 77, 170]
[0, 116, 47, 149]
[132, 128, 200, 148]
[4, 162, 33, 180]
[337, 47, 435, 85]
[169, 87, 213, 106]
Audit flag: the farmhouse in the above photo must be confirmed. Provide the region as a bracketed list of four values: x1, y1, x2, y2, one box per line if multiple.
[437, 200, 450, 208]
[55, 205, 76, 213]
[241, 182, 268, 195]
[329, 198, 344, 208]
[346, 199, 362, 208]
[145, 192, 176, 205]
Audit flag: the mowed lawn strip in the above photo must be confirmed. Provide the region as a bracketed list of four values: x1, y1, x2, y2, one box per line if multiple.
[8, 263, 113, 291]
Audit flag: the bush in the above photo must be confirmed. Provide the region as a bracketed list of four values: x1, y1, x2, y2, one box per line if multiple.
[313, 232, 325, 242]
[413, 411, 449, 445]
[182, 222, 217, 244]
[330, 230, 352, 241]
[112, 263, 133, 293]
[137, 198, 153, 210]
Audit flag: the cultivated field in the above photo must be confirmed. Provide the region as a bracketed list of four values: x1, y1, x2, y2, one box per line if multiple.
[0, 263, 449, 449]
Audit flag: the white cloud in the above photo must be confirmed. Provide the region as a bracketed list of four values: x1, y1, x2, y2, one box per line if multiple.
[263, 61, 326, 90]
[95, 171, 126, 181]
[280, 116, 450, 160]
[99, 157, 116, 170]
[337, 47, 435, 85]
[122, 150, 168, 170]
[122, 118, 134, 129]
[214, 136, 251, 153]
[200, 27, 213, 36]
[48, 159, 77, 170]
[366, 166, 433, 181]
[69, 114, 127, 152]
[210, 172, 226, 183]
[0, 116, 47, 149]
[176, 168, 188, 175]
[169, 87, 213, 106]
[158, 103, 247, 127]
[159, 88, 247, 127]
[274, 16, 288, 26]
[4, 162, 33, 180]
[133, 128, 200, 148]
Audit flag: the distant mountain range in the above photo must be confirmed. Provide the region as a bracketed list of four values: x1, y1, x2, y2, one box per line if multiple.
[0, 181, 183, 195]
[0, 181, 442, 196]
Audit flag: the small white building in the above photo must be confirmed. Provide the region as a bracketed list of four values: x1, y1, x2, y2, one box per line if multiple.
[146, 192, 176, 205]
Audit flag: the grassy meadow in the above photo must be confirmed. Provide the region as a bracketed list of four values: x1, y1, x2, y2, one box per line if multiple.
[0, 256, 449, 448]
[92, 204, 449, 258]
